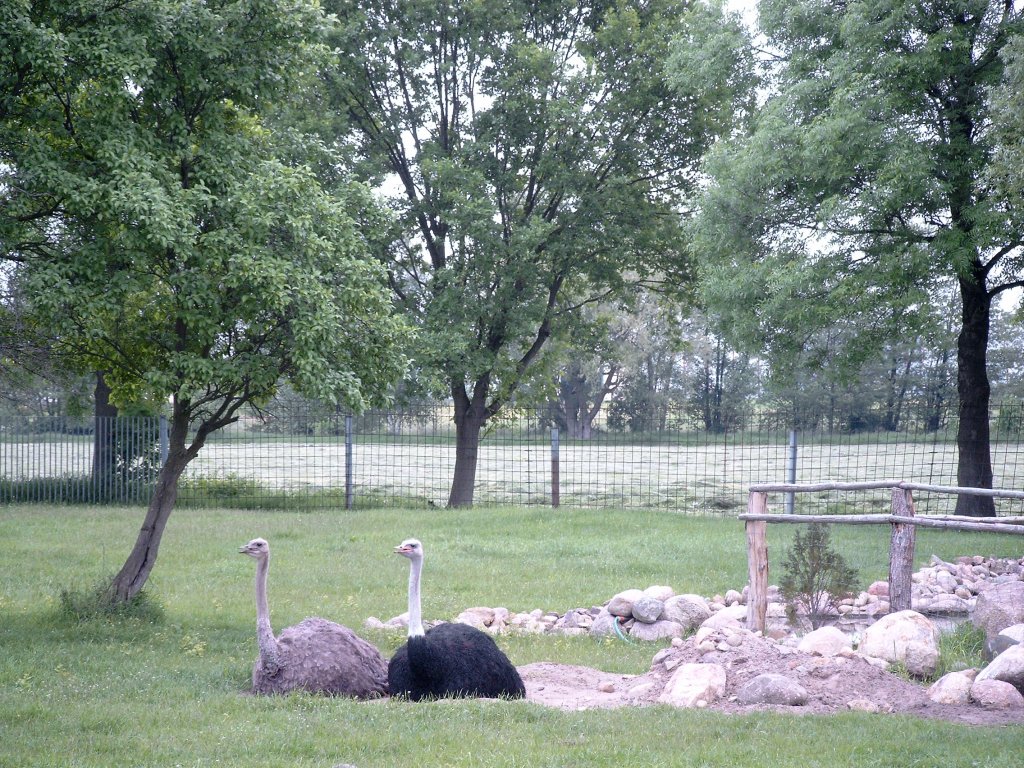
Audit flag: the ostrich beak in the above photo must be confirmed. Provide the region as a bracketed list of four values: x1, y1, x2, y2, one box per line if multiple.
[394, 544, 410, 554]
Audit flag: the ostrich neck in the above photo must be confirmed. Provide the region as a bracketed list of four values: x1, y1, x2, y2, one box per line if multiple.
[407, 556, 425, 638]
[254, 556, 281, 668]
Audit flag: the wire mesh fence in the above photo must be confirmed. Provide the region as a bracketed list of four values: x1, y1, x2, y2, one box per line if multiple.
[2, 400, 1022, 515]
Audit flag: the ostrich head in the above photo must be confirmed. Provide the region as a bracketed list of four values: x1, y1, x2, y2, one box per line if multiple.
[240, 537, 270, 560]
[394, 538, 423, 560]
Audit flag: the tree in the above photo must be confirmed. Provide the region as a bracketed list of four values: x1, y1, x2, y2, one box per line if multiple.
[779, 523, 859, 630]
[606, 294, 689, 433]
[682, 316, 759, 433]
[687, 0, 1024, 515]
[5, 0, 407, 602]
[324, 0, 742, 506]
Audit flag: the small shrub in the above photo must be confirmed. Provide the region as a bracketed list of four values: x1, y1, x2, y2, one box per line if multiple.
[57, 580, 164, 624]
[779, 523, 859, 629]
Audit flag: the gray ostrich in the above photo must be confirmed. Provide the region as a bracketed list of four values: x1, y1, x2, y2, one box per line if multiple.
[239, 537, 387, 697]
[387, 538, 526, 701]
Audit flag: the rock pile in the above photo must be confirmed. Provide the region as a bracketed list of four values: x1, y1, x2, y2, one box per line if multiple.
[366, 555, 1024, 713]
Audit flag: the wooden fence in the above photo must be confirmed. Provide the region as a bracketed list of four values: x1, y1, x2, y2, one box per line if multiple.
[740, 481, 1024, 633]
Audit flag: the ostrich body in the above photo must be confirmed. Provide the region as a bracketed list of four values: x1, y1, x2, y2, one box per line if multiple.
[239, 537, 387, 698]
[387, 538, 525, 701]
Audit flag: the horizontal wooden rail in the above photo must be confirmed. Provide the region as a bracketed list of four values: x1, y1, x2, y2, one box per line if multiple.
[742, 481, 1024, 632]
[738, 513, 1024, 535]
[749, 480, 1024, 500]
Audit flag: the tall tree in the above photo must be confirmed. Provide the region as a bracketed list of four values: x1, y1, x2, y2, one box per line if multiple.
[325, 0, 741, 506]
[687, 0, 1024, 515]
[5, 0, 407, 602]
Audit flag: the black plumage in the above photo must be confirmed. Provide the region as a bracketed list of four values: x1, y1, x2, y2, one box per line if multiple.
[387, 538, 526, 701]
[388, 623, 526, 700]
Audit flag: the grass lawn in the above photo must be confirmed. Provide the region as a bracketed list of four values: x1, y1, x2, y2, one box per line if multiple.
[1, 503, 1022, 767]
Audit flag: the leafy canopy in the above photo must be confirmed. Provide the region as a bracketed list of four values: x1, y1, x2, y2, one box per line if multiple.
[686, 0, 1024, 377]
[325, 0, 737, 410]
[4, 0, 408, 416]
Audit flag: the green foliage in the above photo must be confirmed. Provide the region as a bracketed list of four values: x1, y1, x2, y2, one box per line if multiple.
[323, 0, 726, 415]
[685, 0, 1024, 380]
[933, 621, 988, 681]
[994, 397, 1024, 437]
[0, 476, 155, 505]
[4, 0, 409, 415]
[176, 474, 361, 511]
[2, 0, 413, 599]
[57, 579, 164, 624]
[779, 523, 860, 629]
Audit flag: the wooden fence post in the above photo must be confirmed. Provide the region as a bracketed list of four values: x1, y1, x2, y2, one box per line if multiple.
[746, 491, 769, 633]
[888, 487, 916, 612]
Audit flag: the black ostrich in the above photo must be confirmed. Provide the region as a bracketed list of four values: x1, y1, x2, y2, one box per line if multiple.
[387, 538, 526, 701]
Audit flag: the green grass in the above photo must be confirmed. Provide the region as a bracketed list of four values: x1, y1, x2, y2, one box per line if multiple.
[1, 503, 1022, 767]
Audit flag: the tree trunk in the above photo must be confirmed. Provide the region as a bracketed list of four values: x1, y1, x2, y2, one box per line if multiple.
[92, 371, 118, 498]
[954, 272, 996, 517]
[448, 386, 488, 508]
[108, 402, 195, 602]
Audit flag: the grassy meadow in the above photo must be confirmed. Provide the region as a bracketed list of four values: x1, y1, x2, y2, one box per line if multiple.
[1, 503, 1022, 767]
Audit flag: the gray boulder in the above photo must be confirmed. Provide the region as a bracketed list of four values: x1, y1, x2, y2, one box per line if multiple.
[797, 625, 851, 657]
[970, 678, 1024, 709]
[631, 595, 665, 624]
[607, 589, 644, 618]
[736, 673, 809, 706]
[975, 644, 1024, 693]
[663, 594, 712, 630]
[928, 671, 976, 705]
[973, 581, 1024, 641]
[658, 663, 727, 708]
[589, 608, 619, 637]
[630, 619, 684, 642]
[859, 610, 940, 677]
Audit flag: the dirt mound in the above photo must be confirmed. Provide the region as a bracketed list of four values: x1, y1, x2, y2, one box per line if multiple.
[518, 634, 1024, 725]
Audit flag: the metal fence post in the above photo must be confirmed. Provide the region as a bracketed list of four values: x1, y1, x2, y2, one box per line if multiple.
[159, 415, 169, 467]
[345, 414, 354, 510]
[551, 427, 560, 508]
[785, 429, 797, 514]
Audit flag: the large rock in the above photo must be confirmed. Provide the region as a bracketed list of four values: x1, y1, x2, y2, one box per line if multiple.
[928, 671, 976, 705]
[975, 644, 1024, 693]
[630, 619, 684, 642]
[973, 581, 1024, 641]
[999, 623, 1024, 644]
[658, 663, 727, 708]
[663, 594, 712, 630]
[736, 673, 808, 706]
[970, 678, 1024, 709]
[642, 585, 676, 602]
[797, 626, 852, 657]
[700, 604, 747, 630]
[858, 610, 940, 677]
[607, 589, 644, 618]
[589, 608, 619, 637]
[456, 606, 495, 629]
[631, 595, 665, 624]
